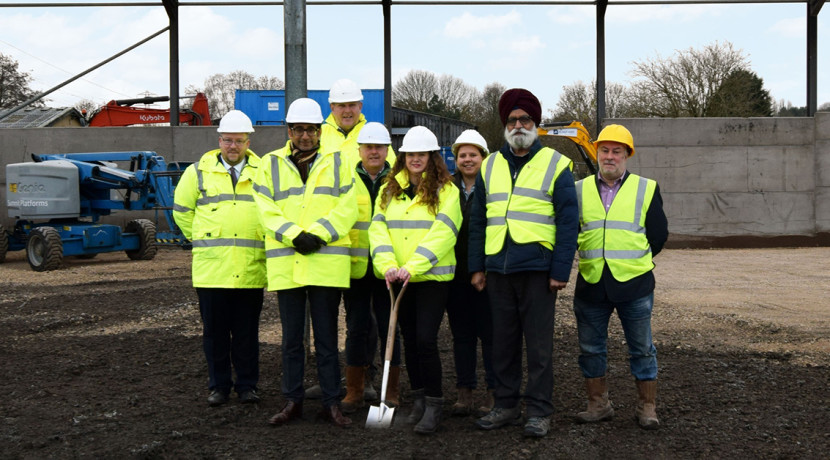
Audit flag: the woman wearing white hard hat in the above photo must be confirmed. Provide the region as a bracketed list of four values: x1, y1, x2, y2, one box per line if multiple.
[445, 130, 496, 417]
[368, 125, 462, 434]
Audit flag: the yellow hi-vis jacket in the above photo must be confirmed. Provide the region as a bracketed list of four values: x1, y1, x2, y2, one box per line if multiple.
[369, 171, 462, 282]
[481, 147, 572, 255]
[348, 165, 391, 279]
[320, 112, 395, 167]
[253, 141, 358, 290]
[576, 174, 657, 283]
[173, 149, 266, 288]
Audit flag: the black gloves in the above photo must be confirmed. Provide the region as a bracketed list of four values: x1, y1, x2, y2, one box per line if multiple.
[292, 232, 326, 255]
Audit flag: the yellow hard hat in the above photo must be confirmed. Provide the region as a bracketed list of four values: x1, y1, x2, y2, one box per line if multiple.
[595, 124, 635, 156]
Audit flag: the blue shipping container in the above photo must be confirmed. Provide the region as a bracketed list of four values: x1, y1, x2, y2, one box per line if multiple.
[235, 89, 385, 126]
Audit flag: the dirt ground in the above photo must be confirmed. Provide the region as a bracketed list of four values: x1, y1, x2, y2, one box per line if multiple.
[0, 246, 828, 459]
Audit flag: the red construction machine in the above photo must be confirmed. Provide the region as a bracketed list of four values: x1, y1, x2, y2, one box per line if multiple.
[87, 92, 211, 127]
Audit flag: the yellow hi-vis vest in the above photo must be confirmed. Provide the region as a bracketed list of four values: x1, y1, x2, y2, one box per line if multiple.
[320, 113, 395, 167]
[349, 172, 373, 278]
[252, 141, 358, 290]
[576, 174, 657, 283]
[369, 170, 462, 282]
[173, 150, 266, 288]
[481, 147, 573, 255]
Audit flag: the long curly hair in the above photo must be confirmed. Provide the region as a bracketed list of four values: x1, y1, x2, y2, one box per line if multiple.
[380, 150, 452, 215]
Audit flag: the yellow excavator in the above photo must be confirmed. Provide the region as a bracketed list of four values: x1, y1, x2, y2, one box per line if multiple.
[537, 121, 597, 175]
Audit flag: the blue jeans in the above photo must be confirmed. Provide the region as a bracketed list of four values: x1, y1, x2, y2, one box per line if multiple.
[573, 293, 658, 381]
[277, 286, 342, 408]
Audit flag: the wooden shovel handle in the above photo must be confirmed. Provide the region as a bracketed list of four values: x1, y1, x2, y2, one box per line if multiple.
[384, 283, 407, 362]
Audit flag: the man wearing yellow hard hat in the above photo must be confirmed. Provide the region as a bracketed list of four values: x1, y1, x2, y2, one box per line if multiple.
[571, 124, 668, 430]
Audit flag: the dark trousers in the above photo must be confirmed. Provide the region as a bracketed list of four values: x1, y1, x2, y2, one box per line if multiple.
[197, 287, 263, 394]
[398, 281, 449, 398]
[446, 277, 495, 389]
[486, 271, 557, 417]
[344, 273, 401, 367]
[277, 286, 342, 408]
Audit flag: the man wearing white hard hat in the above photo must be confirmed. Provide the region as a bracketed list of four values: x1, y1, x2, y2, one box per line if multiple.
[173, 110, 266, 407]
[253, 98, 357, 428]
[340, 122, 403, 413]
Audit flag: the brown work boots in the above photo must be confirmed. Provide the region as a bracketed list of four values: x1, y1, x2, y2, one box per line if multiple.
[575, 376, 615, 423]
[635, 379, 660, 430]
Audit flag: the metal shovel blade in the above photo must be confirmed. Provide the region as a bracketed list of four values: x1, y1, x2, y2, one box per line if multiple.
[365, 402, 395, 428]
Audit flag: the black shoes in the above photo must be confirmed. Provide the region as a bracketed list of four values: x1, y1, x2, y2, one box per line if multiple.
[208, 390, 229, 407]
[238, 389, 260, 404]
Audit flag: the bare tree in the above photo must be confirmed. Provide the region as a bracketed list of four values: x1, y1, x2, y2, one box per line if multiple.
[392, 70, 438, 113]
[550, 80, 634, 136]
[472, 82, 507, 152]
[0, 53, 44, 109]
[393, 69, 479, 120]
[629, 41, 748, 117]
[74, 98, 99, 120]
[187, 71, 284, 118]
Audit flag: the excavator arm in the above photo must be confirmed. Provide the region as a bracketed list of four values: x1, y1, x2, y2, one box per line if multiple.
[537, 121, 597, 175]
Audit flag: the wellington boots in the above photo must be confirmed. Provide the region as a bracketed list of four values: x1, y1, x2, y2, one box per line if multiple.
[635, 379, 660, 430]
[576, 376, 615, 423]
[385, 366, 401, 407]
[451, 387, 473, 416]
[340, 366, 365, 414]
[477, 389, 495, 417]
[405, 389, 426, 424]
[414, 396, 444, 434]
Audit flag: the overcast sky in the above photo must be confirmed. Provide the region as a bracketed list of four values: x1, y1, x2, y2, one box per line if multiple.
[1, 0, 827, 115]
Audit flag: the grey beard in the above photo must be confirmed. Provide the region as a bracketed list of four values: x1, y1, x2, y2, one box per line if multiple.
[504, 125, 538, 150]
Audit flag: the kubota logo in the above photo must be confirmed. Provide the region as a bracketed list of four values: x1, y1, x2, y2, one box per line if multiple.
[14, 182, 47, 193]
[139, 114, 166, 122]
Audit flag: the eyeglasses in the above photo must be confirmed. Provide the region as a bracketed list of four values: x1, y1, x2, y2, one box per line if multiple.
[220, 137, 249, 146]
[506, 115, 534, 128]
[290, 126, 320, 136]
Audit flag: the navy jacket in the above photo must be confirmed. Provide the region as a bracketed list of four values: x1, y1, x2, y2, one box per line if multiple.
[573, 171, 669, 303]
[468, 139, 579, 282]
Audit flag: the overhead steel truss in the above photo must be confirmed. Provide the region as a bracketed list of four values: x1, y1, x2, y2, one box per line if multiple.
[2, 0, 825, 125]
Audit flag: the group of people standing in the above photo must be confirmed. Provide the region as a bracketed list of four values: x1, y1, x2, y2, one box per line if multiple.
[172, 82, 668, 438]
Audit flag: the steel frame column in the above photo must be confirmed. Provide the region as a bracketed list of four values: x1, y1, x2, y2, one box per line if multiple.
[284, 0, 308, 109]
[162, 0, 180, 126]
[596, 0, 608, 131]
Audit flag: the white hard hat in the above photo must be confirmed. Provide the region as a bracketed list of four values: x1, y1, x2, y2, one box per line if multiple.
[286, 98, 323, 124]
[328, 79, 364, 103]
[399, 126, 440, 152]
[452, 129, 489, 156]
[217, 110, 254, 133]
[357, 122, 391, 145]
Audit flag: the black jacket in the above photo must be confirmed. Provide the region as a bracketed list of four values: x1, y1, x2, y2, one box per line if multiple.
[468, 139, 579, 282]
[573, 171, 669, 303]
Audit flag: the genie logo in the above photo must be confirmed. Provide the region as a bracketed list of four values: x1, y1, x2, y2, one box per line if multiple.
[14, 181, 47, 194]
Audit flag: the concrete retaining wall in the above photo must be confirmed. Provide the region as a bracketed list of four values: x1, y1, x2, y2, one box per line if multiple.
[1, 115, 829, 240]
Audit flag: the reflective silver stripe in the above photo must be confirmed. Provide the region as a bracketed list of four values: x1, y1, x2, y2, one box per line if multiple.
[506, 210, 554, 225]
[196, 168, 207, 201]
[540, 151, 562, 193]
[483, 155, 496, 191]
[512, 186, 549, 202]
[372, 213, 386, 222]
[386, 220, 433, 230]
[234, 195, 255, 202]
[173, 203, 192, 212]
[350, 247, 370, 257]
[414, 246, 438, 266]
[579, 248, 651, 260]
[192, 238, 265, 249]
[270, 156, 281, 200]
[333, 152, 341, 193]
[253, 182, 275, 200]
[267, 247, 295, 257]
[317, 218, 339, 241]
[581, 220, 605, 232]
[352, 221, 370, 230]
[435, 213, 458, 237]
[425, 265, 455, 276]
[487, 216, 506, 226]
[275, 222, 294, 243]
[605, 220, 645, 233]
[265, 245, 352, 258]
[486, 192, 508, 203]
[313, 182, 353, 197]
[197, 194, 236, 206]
[372, 245, 394, 258]
[576, 179, 584, 218]
[633, 176, 648, 227]
[318, 246, 350, 256]
[274, 186, 305, 201]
